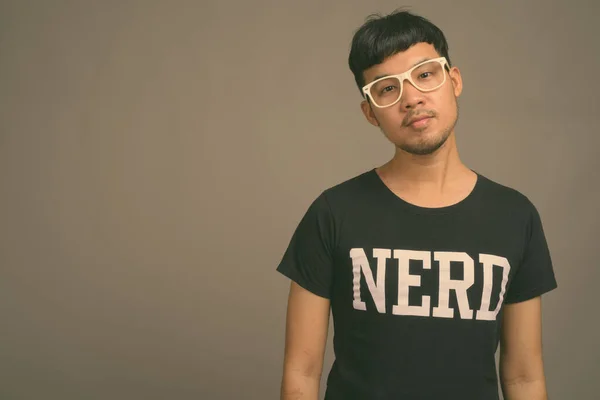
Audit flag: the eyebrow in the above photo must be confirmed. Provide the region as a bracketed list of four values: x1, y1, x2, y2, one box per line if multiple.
[371, 57, 433, 81]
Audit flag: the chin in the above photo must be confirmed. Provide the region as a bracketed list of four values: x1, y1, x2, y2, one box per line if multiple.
[398, 130, 451, 155]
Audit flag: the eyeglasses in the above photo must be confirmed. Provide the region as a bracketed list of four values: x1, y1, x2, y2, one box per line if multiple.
[362, 57, 449, 108]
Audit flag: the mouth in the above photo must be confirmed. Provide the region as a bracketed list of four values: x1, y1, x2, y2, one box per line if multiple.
[407, 116, 432, 128]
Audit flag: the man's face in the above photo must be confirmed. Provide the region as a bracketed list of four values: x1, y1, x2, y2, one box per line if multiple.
[360, 42, 463, 156]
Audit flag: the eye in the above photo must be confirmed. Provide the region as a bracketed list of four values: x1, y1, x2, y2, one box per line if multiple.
[419, 72, 432, 79]
[381, 85, 398, 94]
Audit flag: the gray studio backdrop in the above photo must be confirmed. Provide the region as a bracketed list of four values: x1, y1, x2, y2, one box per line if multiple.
[1, 1, 598, 399]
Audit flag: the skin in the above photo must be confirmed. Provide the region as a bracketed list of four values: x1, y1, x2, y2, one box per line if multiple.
[500, 297, 549, 400]
[280, 42, 548, 400]
[360, 42, 475, 209]
[360, 46, 461, 158]
[280, 282, 329, 400]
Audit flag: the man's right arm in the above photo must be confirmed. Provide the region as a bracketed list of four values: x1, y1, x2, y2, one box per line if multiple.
[280, 281, 330, 400]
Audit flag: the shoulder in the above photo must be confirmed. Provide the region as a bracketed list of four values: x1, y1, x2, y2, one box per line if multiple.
[475, 171, 539, 216]
[302, 169, 377, 223]
[320, 168, 377, 204]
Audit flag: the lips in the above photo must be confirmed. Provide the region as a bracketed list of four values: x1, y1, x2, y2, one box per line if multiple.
[407, 116, 432, 126]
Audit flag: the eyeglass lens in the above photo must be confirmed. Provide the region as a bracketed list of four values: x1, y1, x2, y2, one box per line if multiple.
[369, 61, 445, 107]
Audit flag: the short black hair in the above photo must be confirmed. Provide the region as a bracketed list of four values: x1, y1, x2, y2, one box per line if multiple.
[348, 9, 451, 96]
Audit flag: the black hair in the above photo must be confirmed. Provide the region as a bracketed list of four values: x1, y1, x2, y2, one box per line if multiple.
[348, 9, 452, 96]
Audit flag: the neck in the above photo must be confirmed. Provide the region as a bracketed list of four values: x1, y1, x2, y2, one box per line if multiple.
[377, 132, 472, 192]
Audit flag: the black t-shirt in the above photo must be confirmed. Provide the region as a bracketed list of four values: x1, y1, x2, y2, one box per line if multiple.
[276, 168, 558, 400]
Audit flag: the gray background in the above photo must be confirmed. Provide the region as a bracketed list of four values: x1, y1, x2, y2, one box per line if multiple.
[1, 0, 598, 399]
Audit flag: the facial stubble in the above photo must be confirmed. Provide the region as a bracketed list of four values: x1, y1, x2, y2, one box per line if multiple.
[380, 101, 460, 156]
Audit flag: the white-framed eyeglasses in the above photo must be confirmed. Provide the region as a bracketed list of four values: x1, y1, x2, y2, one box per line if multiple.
[362, 57, 450, 108]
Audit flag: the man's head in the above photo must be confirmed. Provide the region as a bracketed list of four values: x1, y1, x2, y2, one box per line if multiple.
[348, 10, 463, 156]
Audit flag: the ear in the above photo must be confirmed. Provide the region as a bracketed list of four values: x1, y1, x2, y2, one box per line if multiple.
[360, 99, 380, 127]
[448, 66, 463, 97]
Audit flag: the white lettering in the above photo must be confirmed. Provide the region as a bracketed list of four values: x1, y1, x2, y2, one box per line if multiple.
[392, 250, 431, 317]
[349, 248, 512, 321]
[432, 252, 475, 320]
[351, 248, 390, 313]
[476, 254, 511, 321]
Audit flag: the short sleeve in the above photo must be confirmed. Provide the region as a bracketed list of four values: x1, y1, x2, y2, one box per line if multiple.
[276, 191, 336, 299]
[504, 202, 558, 304]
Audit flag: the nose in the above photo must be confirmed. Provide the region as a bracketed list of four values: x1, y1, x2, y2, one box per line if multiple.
[399, 79, 425, 109]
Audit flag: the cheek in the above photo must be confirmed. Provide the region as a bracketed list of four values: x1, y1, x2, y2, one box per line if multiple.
[437, 93, 458, 119]
[377, 112, 403, 131]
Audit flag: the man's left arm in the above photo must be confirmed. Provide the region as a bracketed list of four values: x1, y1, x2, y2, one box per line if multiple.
[499, 296, 548, 400]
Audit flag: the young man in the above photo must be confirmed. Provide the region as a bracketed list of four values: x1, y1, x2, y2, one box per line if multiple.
[276, 10, 557, 400]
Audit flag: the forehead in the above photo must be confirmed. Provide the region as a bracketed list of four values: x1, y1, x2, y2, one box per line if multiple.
[363, 42, 441, 85]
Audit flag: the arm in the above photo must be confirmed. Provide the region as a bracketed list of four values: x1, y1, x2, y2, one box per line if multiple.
[499, 296, 548, 400]
[280, 281, 330, 400]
